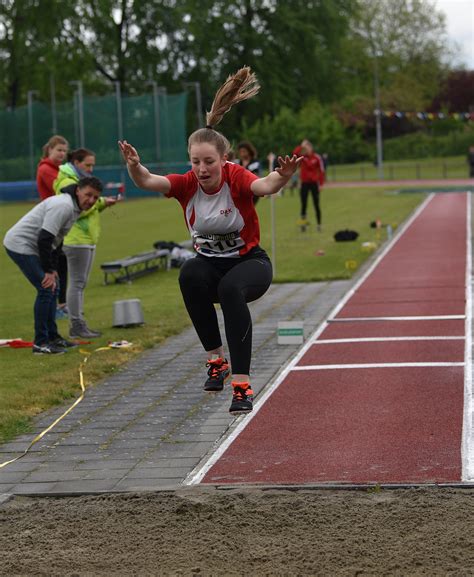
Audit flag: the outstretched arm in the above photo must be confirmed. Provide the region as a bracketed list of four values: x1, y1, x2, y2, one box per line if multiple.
[251, 154, 302, 197]
[118, 140, 171, 194]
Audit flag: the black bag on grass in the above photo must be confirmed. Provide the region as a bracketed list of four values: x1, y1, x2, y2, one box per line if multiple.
[334, 229, 359, 242]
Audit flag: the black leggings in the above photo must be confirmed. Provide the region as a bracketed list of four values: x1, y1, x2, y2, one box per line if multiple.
[178, 248, 273, 375]
[300, 182, 321, 224]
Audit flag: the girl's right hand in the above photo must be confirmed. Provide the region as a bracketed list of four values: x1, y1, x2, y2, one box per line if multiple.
[118, 140, 140, 166]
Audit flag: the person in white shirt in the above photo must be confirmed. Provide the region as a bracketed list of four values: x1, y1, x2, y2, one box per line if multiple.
[3, 177, 103, 354]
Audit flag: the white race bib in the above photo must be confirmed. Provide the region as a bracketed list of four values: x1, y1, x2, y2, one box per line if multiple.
[193, 230, 245, 256]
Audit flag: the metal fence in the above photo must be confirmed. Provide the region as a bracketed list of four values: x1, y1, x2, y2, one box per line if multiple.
[326, 160, 469, 182]
[0, 89, 188, 182]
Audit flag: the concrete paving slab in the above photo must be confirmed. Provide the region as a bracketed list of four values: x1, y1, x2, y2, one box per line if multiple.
[1, 280, 352, 494]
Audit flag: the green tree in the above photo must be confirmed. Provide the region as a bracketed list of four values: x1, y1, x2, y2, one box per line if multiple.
[0, 0, 79, 107]
[176, 0, 355, 132]
[346, 0, 451, 111]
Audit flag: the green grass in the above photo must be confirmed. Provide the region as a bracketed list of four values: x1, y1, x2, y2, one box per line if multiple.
[327, 155, 467, 181]
[0, 187, 424, 443]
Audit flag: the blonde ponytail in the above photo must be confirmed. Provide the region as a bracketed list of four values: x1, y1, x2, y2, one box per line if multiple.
[206, 66, 260, 129]
[188, 67, 260, 156]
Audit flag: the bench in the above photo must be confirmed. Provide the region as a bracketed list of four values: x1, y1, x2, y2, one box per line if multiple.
[101, 249, 170, 285]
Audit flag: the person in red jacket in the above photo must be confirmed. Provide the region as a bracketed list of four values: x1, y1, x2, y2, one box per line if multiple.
[36, 135, 69, 200]
[293, 139, 325, 232]
[36, 135, 70, 317]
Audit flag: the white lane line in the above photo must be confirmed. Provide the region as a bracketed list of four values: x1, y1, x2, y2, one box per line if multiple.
[329, 315, 465, 322]
[184, 194, 435, 486]
[291, 362, 464, 371]
[462, 192, 473, 481]
[311, 336, 464, 344]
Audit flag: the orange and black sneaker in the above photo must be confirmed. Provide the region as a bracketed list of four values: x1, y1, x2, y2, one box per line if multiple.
[204, 357, 230, 392]
[229, 382, 253, 414]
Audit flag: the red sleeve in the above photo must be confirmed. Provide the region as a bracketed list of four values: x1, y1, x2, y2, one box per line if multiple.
[36, 163, 58, 200]
[165, 171, 198, 204]
[293, 145, 303, 156]
[226, 162, 259, 198]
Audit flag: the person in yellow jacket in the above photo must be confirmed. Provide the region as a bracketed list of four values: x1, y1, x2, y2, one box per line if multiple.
[54, 148, 121, 338]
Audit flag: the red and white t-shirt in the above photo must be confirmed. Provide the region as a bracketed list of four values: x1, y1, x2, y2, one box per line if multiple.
[166, 162, 260, 258]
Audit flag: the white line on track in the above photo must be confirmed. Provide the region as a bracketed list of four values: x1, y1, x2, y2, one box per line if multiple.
[310, 336, 464, 344]
[329, 315, 465, 322]
[462, 192, 473, 481]
[184, 193, 436, 486]
[291, 362, 464, 371]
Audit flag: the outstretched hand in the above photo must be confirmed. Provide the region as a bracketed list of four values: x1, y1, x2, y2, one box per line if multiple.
[275, 154, 302, 178]
[104, 195, 123, 207]
[118, 140, 140, 166]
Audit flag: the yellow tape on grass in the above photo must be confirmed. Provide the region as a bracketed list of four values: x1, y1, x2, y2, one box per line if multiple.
[0, 342, 133, 469]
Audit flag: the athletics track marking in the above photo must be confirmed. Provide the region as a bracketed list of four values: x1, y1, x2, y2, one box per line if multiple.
[462, 191, 473, 480]
[186, 193, 474, 484]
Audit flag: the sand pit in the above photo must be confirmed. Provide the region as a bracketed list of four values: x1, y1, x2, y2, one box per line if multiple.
[1, 486, 473, 576]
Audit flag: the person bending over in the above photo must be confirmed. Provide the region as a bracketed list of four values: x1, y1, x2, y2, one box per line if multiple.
[3, 177, 103, 355]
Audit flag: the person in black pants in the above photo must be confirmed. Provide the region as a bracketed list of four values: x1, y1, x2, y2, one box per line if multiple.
[293, 139, 325, 232]
[119, 67, 301, 414]
[178, 248, 272, 387]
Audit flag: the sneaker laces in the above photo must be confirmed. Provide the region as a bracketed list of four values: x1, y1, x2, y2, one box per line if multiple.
[206, 358, 227, 379]
[231, 382, 253, 401]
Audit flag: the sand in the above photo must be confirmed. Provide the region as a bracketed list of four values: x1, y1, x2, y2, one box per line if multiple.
[1, 486, 473, 576]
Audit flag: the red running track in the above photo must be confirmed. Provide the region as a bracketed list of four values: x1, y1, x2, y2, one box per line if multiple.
[199, 193, 469, 485]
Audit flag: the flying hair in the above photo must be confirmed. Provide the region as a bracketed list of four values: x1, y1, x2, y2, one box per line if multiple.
[206, 66, 260, 128]
[188, 67, 260, 157]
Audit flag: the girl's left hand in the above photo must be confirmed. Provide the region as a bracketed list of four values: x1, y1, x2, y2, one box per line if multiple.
[275, 154, 303, 178]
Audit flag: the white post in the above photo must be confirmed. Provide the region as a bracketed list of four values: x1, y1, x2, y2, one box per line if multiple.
[69, 80, 85, 147]
[184, 81, 204, 129]
[158, 87, 169, 157]
[114, 81, 125, 184]
[27, 90, 38, 194]
[147, 81, 161, 162]
[50, 74, 57, 134]
[373, 56, 384, 179]
[268, 153, 277, 277]
[114, 81, 123, 143]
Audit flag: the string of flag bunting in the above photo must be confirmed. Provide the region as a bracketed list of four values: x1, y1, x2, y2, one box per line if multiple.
[377, 110, 472, 120]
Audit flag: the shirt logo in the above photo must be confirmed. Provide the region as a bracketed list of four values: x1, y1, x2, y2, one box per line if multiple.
[220, 208, 233, 217]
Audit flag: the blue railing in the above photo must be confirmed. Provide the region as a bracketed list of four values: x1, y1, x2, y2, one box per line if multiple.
[0, 162, 190, 202]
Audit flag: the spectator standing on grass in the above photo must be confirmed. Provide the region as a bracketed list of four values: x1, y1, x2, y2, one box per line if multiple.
[36, 135, 70, 319]
[293, 139, 325, 231]
[236, 140, 261, 204]
[54, 148, 121, 339]
[3, 177, 103, 355]
[468, 145, 474, 178]
[322, 152, 329, 170]
[119, 67, 302, 415]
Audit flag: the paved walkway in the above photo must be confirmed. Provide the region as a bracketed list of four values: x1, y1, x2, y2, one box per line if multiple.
[0, 279, 351, 495]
